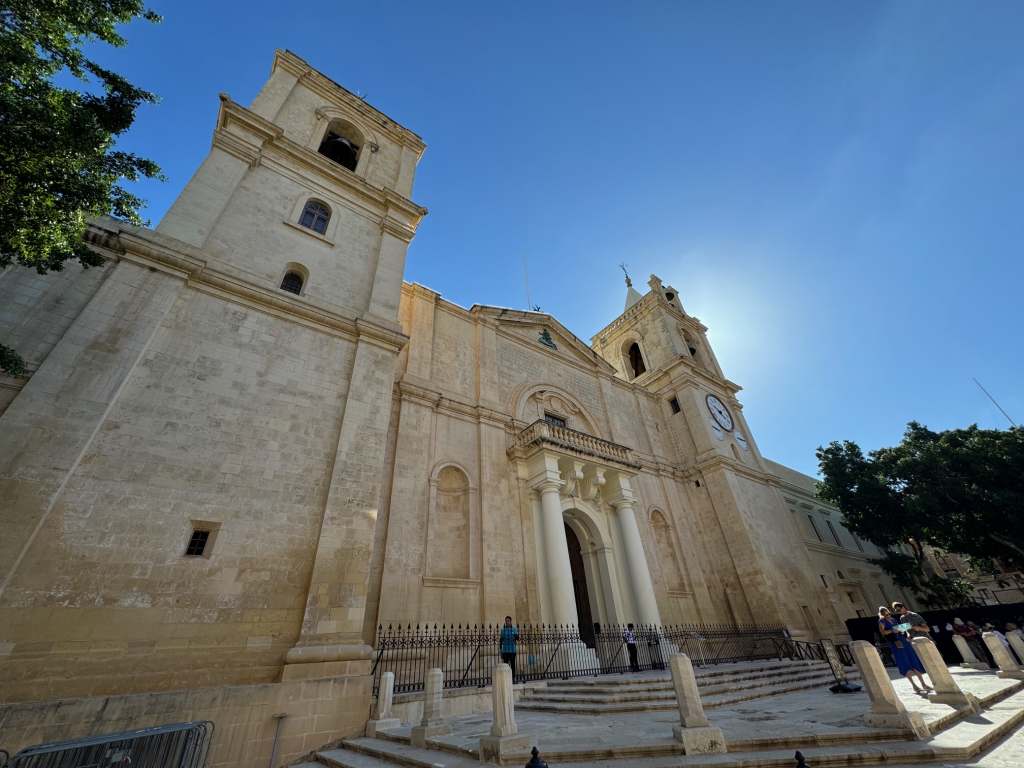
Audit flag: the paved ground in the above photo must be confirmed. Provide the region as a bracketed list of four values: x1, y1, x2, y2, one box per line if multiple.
[379, 665, 1022, 762]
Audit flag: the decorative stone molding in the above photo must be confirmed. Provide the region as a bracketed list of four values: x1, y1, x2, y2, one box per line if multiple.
[84, 218, 409, 353]
[272, 49, 426, 154]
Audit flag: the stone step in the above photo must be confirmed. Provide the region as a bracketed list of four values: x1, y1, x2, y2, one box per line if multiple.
[518, 670, 851, 714]
[537, 663, 831, 696]
[523, 668, 846, 704]
[311, 751, 399, 768]
[322, 738, 479, 768]
[541, 660, 829, 690]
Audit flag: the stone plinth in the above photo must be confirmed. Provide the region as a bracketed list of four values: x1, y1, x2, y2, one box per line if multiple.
[669, 653, 726, 753]
[912, 637, 981, 712]
[366, 670, 401, 737]
[952, 635, 989, 670]
[983, 632, 1024, 680]
[411, 668, 450, 747]
[850, 640, 929, 739]
[480, 663, 533, 763]
[1007, 631, 1024, 666]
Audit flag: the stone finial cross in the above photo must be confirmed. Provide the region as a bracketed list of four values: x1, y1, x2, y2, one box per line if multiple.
[984, 632, 1024, 679]
[850, 641, 929, 739]
[911, 636, 980, 711]
[366, 671, 401, 736]
[669, 653, 726, 753]
[951, 634, 988, 670]
[480, 663, 531, 763]
[411, 667, 450, 747]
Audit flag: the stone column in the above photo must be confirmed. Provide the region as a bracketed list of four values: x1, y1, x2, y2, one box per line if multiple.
[610, 497, 662, 625]
[911, 637, 980, 712]
[984, 632, 1024, 679]
[366, 671, 402, 736]
[670, 654, 726, 753]
[480, 663, 531, 762]
[952, 635, 988, 670]
[850, 641, 929, 739]
[411, 668, 449, 747]
[536, 480, 579, 626]
[284, 337, 400, 680]
[1006, 630, 1024, 665]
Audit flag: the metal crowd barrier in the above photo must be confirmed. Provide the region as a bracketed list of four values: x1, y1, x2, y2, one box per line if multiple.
[5, 721, 214, 768]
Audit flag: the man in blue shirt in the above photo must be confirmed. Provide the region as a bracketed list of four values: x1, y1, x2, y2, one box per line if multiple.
[500, 616, 519, 680]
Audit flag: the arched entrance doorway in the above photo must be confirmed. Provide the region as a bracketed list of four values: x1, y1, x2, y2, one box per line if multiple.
[565, 523, 596, 647]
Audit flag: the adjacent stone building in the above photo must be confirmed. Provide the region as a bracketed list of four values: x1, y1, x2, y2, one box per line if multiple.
[0, 51, 901, 764]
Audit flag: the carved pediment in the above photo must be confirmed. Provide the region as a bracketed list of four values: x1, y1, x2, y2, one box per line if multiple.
[473, 306, 617, 374]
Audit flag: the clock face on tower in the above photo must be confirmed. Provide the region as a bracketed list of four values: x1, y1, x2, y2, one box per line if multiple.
[705, 394, 734, 432]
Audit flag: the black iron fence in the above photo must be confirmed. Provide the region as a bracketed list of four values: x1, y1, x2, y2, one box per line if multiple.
[5, 721, 214, 768]
[370, 622, 813, 695]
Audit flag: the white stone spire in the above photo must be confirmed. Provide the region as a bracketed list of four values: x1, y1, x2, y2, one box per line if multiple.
[622, 265, 643, 310]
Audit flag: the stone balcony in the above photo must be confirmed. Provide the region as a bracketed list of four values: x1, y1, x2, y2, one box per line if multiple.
[509, 419, 640, 469]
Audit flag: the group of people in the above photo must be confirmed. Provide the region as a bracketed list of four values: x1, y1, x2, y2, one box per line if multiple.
[877, 601, 1024, 692]
[877, 602, 935, 693]
[497, 617, 651, 680]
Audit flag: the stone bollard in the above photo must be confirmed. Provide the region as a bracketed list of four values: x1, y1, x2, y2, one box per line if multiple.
[480, 663, 532, 763]
[951, 635, 989, 670]
[366, 671, 402, 736]
[983, 632, 1024, 680]
[669, 653, 726, 753]
[1006, 630, 1024, 666]
[911, 637, 981, 712]
[849, 641, 929, 739]
[411, 667, 450, 747]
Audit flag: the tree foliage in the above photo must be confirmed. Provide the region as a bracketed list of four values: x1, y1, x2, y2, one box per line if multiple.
[817, 422, 1024, 605]
[0, 1, 161, 373]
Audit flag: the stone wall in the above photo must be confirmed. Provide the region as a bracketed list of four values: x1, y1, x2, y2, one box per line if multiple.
[0, 267, 356, 702]
[0, 672, 370, 768]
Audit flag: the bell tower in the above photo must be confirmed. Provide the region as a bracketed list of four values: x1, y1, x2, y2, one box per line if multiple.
[591, 271, 763, 467]
[158, 49, 426, 325]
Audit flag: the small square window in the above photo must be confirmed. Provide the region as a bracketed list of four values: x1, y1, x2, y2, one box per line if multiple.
[543, 412, 567, 429]
[669, 397, 681, 414]
[185, 529, 210, 557]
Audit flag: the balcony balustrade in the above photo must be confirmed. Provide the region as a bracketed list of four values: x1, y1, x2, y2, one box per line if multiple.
[511, 419, 639, 468]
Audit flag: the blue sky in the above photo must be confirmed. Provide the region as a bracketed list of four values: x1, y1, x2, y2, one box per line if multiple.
[97, 1, 1023, 476]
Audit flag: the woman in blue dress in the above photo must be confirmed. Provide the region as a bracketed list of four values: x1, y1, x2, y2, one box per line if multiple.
[878, 606, 932, 693]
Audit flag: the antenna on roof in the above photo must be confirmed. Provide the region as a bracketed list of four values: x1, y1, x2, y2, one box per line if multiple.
[523, 253, 533, 311]
[973, 378, 1017, 427]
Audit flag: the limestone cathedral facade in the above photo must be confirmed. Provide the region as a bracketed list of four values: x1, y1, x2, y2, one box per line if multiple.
[0, 51, 902, 761]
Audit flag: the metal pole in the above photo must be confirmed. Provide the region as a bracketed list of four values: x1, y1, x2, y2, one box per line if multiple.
[267, 713, 287, 768]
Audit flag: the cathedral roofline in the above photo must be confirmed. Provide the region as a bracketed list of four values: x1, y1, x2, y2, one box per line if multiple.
[275, 49, 426, 154]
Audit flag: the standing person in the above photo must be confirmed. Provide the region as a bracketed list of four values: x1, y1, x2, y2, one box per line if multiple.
[500, 616, 519, 681]
[624, 623, 640, 672]
[892, 602, 930, 637]
[879, 606, 932, 693]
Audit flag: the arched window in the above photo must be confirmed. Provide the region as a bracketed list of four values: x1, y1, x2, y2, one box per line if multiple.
[651, 510, 687, 593]
[280, 271, 304, 295]
[426, 466, 472, 580]
[318, 120, 362, 172]
[299, 199, 330, 234]
[628, 342, 646, 378]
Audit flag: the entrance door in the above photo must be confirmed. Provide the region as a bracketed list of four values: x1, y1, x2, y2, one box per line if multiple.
[565, 523, 596, 647]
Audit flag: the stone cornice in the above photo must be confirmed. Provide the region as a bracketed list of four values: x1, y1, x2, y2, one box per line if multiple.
[273, 49, 426, 155]
[805, 540, 876, 563]
[689, 452, 777, 486]
[84, 219, 408, 353]
[662, 365, 743, 397]
[397, 377, 515, 429]
[216, 97, 427, 234]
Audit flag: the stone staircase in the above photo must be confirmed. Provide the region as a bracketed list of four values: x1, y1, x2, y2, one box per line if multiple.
[290, 662, 1024, 768]
[517, 658, 857, 714]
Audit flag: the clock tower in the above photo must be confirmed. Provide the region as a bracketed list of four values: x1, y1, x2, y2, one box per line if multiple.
[591, 273, 834, 635]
